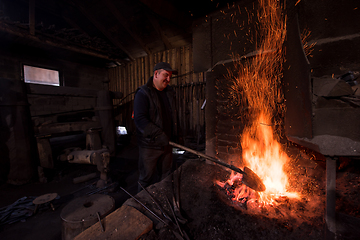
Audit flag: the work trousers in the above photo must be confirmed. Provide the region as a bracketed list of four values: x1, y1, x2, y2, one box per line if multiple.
[138, 145, 173, 192]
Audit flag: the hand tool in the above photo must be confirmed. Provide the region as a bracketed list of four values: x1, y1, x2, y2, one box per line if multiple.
[169, 141, 266, 192]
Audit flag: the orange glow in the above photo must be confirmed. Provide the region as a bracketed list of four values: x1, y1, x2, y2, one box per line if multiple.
[222, 0, 301, 208]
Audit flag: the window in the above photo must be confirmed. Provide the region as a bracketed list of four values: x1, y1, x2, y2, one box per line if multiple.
[23, 65, 60, 86]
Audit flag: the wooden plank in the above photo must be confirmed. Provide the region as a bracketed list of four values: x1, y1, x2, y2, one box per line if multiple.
[150, 55, 153, 78]
[176, 48, 181, 85]
[130, 63, 134, 99]
[125, 64, 129, 101]
[141, 58, 144, 86]
[74, 204, 153, 240]
[168, 49, 171, 62]
[134, 59, 138, 91]
[26, 84, 98, 97]
[130, 63, 134, 100]
[185, 45, 191, 84]
[121, 66, 125, 101]
[189, 45, 194, 83]
[144, 57, 147, 85]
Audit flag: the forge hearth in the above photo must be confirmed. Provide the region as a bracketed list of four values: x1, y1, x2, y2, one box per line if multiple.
[124, 156, 325, 240]
[76, 145, 360, 239]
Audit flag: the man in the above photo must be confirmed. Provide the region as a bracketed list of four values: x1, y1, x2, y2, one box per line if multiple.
[134, 62, 179, 192]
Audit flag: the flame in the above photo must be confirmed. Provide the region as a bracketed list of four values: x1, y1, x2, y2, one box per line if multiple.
[241, 112, 300, 205]
[222, 0, 301, 208]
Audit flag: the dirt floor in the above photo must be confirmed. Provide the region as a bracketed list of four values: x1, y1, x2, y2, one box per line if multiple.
[1, 137, 360, 240]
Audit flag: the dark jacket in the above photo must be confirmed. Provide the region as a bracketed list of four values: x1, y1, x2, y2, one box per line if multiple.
[134, 76, 179, 149]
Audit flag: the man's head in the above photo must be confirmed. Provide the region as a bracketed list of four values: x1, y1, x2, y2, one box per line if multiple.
[153, 62, 177, 91]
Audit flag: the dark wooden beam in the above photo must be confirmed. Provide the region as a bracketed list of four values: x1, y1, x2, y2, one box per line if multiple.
[29, 0, 35, 35]
[33, 0, 91, 36]
[103, 0, 151, 56]
[26, 84, 99, 97]
[70, 0, 135, 60]
[0, 21, 124, 63]
[24, 0, 124, 62]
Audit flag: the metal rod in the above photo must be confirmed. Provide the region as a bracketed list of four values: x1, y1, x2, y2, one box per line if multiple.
[169, 141, 246, 175]
[119, 187, 168, 226]
[96, 212, 105, 232]
[165, 196, 184, 237]
[138, 182, 173, 223]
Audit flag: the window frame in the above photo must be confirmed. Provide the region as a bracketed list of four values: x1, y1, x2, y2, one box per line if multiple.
[22, 64, 63, 86]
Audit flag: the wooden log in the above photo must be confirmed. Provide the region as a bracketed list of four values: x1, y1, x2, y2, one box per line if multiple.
[74, 204, 153, 240]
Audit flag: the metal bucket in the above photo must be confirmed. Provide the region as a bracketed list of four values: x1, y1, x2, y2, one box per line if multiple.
[60, 194, 115, 240]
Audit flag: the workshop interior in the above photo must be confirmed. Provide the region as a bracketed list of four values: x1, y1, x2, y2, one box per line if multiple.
[1, 0, 360, 239]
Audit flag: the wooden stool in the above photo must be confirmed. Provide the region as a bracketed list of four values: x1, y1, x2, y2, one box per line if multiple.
[33, 193, 58, 213]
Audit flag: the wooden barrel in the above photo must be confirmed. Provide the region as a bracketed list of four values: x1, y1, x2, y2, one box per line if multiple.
[60, 194, 115, 240]
[0, 78, 36, 184]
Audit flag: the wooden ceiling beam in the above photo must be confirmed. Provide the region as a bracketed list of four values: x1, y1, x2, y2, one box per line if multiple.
[32, 0, 97, 37]
[103, 0, 151, 56]
[70, 0, 135, 60]
[0, 21, 125, 63]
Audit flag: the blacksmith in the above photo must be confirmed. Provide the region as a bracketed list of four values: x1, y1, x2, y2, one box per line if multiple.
[134, 62, 180, 192]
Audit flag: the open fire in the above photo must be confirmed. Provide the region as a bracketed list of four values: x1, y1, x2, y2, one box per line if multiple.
[217, 0, 309, 219]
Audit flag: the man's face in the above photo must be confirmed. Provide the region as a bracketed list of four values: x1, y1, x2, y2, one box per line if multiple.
[153, 69, 172, 91]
